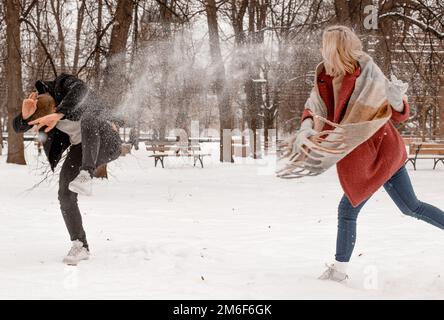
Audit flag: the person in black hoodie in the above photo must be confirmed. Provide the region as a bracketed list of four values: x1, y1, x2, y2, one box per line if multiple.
[13, 74, 122, 265]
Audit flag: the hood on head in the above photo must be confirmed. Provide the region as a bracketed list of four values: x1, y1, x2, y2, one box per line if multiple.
[35, 80, 55, 96]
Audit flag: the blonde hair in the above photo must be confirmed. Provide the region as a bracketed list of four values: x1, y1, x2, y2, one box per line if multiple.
[321, 25, 364, 77]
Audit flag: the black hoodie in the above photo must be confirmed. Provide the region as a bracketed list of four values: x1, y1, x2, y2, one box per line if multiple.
[12, 73, 118, 171]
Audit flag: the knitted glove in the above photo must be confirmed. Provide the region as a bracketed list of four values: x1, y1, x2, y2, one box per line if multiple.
[385, 75, 408, 112]
[293, 118, 317, 154]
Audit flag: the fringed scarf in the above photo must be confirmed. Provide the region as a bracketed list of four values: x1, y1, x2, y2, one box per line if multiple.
[277, 54, 393, 178]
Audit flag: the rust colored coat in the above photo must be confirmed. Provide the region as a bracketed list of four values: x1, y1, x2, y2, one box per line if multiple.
[301, 67, 410, 207]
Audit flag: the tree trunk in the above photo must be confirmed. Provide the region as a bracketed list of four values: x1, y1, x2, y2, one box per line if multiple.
[93, 0, 103, 90]
[205, 0, 233, 162]
[50, 0, 66, 73]
[245, 0, 259, 159]
[0, 101, 5, 154]
[4, 0, 26, 165]
[158, 0, 171, 140]
[263, 68, 274, 154]
[131, 0, 139, 64]
[244, 0, 268, 159]
[229, 0, 248, 159]
[73, 0, 86, 74]
[334, 0, 352, 26]
[33, 1, 48, 80]
[102, 0, 133, 101]
[0, 116, 3, 155]
[99, 0, 133, 178]
[439, 75, 444, 139]
[334, 0, 372, 30]
[159, 69, 168, 140]
[372, 0, 396, 75]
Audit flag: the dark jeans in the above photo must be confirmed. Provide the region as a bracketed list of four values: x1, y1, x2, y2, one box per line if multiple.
[58, 118, 121, 249]
[336, 165, 444, 262]
[80, 116, 122, 174]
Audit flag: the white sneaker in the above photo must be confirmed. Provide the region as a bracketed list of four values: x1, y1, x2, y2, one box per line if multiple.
[63, 240, 89, 266]
[69, 170, 92, 196]
[318, 263, 348, 282]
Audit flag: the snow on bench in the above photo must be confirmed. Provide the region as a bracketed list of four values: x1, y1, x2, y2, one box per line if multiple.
[145, 140, 211, 168]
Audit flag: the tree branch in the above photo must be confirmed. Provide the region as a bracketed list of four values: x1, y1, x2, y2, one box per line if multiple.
[76, 17, 116, 75]
[21, 0, 39, 19]
[19, 17, 58, 77]
[379, 12, 444, 39]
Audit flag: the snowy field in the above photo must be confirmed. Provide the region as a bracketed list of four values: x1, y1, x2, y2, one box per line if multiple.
[0, 142, 443, 300]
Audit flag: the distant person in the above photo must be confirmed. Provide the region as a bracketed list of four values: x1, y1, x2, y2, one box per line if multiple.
[293, 26, 444, 282]
[129, 127, 139, 150]
[13, 74, 122, 265]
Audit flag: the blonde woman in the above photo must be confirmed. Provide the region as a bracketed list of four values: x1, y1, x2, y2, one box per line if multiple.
[295, 25, 444, 281]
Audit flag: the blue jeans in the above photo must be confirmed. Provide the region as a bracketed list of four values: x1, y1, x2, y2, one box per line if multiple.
[336, 165, 444, 262]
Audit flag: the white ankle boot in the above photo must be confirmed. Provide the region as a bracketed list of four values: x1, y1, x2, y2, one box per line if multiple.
[318, 262, 349, 282]
[69, 170, 92, 196]
[63, 240, 89, 265]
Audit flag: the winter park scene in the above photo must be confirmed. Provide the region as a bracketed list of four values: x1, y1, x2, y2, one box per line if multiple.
[0, 0, 443, 301]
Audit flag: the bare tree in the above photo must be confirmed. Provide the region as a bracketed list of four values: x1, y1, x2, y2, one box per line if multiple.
[438, 75, 444, 138]
[0, 0, 442, 165]
[205, 0, 233, 162]
[50, 0, 67, 73]
[334, 0, 372, 31]
[158, 0, 172, 140]
[102, 0, 134, 101]
[3, 0, 25, 164]
[73, 0, 86, 74]
[93, 0, 103, 89]
[97, 0, 134, 177]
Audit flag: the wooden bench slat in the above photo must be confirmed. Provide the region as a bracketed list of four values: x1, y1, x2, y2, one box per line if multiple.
[149, 153, 171, 157]
[408, 155, 444, 159]
[406, 142, 444, 170]
[145, 140, 211, 168]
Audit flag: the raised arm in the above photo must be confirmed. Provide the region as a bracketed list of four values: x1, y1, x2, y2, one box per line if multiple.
[55, 75, 89, 121]
[12, 92, 38, 133]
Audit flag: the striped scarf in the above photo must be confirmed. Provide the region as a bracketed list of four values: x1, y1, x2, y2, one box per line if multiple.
[277, 54, 393, 178]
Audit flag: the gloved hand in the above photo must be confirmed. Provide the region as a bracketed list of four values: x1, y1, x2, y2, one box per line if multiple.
[385, 74, 408, 112]
[293, 118, 317, 154]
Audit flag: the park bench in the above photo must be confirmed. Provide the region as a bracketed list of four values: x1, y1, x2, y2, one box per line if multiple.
[145, 140, 211, 168]
[405, 143, 444, 170]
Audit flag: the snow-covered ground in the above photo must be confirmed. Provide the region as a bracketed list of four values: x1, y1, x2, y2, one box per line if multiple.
[0, 142, 443, 299]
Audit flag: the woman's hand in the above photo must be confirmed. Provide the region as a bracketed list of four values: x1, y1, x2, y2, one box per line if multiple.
[22, 92, 38, 119]
[386, 75, 408, 112]
[293, 128, 317, 154]
[28, 113, 64, 133]
[293, 118, 317, 154]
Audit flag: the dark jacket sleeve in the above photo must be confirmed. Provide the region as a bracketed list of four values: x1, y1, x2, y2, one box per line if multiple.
[12, 114, 32, 133]
[56, 75, 89, 121]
